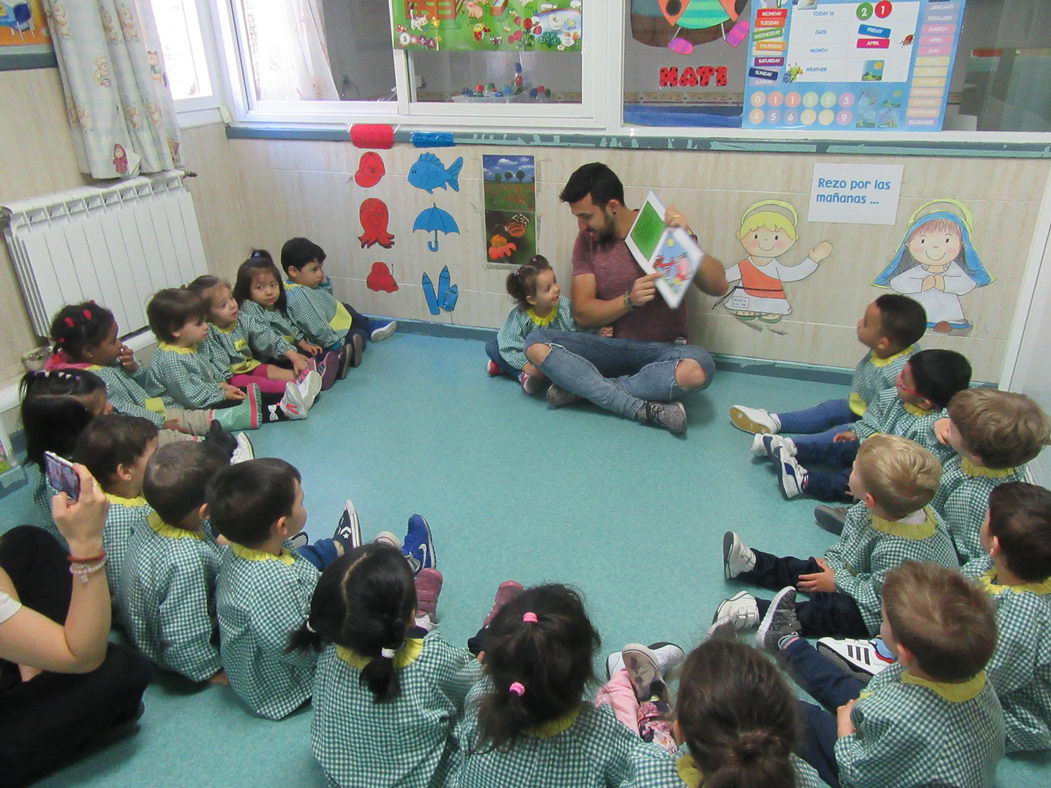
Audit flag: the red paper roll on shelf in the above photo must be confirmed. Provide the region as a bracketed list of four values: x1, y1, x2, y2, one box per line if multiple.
[350, 124, 394, 149]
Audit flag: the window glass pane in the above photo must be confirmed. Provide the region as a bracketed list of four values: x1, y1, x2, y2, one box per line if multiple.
[622, 0, 1051, 133]
[410, 50, 581, 104]
[151, 0, 213, 100]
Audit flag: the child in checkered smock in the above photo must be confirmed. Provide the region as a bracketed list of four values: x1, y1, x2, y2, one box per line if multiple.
[719, 435, 957, 639]
[963, 482, 1051, 752]
[119, 441, 230, 683]
[728, 294, 925, 442]
[932, 387, 1049, 571]
[762, 561, 1004, 788]
[621, 637, 824, 788]
[288, 543, 479, 787]
[450, 584, 638, 788]
[73, 415, 159, 611]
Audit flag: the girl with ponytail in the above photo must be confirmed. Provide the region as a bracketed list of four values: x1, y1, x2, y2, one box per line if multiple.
[452, 584, 639, 787]
[288, 544, 479, 787]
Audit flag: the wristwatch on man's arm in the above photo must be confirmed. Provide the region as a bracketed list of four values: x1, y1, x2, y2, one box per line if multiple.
[623, 290, 638, 311]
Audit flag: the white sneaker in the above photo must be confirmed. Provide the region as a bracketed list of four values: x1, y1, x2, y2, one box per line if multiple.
[729, 405, 780, 434]
[605, 642, 685, 678]
[279, 381, 309, 420]
[230, 432, 254, 464]
[775, 447, 807, 500]
[722, 531, 756, 579]
[750, 433, 796, 458]
[370, 321, 398, 342]
[817, 637, 896, 677]
[296, 369, 323, 410]
[709, 591, 759, 633]
[374, 531, 402, 550]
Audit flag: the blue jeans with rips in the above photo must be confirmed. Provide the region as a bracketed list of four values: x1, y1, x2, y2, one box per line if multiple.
[524, 329, 715, 420]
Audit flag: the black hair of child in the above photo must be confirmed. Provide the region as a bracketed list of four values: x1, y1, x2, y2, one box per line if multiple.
[49, 302, 117, 360]
[559, 162, 625, 208]
[676, 636, 800, 788]
[907, 349, 972, 410]
[20, 368, 106, 470]
[142, 441, 230, 525]
[874, 294, 927, 350]
[146, 288, 208, 343]
[288, 544, 416, 704]
[206, 458, 300, 548]
[506, 255, 552, 311]
[987, 482, 1051, 583]
[474, 584, 599, 753]
[233, 252, 289, 314]
[74, 414, 158, 488]
[281, 237, 326, 275]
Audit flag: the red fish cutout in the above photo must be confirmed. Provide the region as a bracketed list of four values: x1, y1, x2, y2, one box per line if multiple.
[367, 262, 399, 293]
[358, 198, 395, 249]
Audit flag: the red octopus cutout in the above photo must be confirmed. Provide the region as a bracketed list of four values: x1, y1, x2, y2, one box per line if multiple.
[358, 198, 395, 249]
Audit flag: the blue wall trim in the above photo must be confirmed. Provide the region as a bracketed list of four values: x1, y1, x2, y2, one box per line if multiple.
[226, 125, 1051, 160]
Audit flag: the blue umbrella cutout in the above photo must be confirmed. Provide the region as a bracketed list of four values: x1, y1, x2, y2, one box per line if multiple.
[413, 203, 459, 252]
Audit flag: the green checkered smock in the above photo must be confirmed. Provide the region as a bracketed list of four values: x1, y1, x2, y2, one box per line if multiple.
[119, 512, 223, 681]
[628, 744, 825, 787]
[216, 543, 319, 720]
[83, 362, 169, 427]
[146, 342, 230, 410]
[102, 493, 152, 613]
[240, 300, 304, 353]
[824, 505, 958, 635]
[932, 456, 1027, 569]
[834, 663, 1004, 787]
[284, 281, 349, 349]
[853, 388, 950, 463]
[964, 557, 1051, 752]
[312, 631, 480, 787]
[451, 680, 638, 788]
[848, 345, 916, 417]
[496, 301, 584, 372]
[204, 313, 294, 376]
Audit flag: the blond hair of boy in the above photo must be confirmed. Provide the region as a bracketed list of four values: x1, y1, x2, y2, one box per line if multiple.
[854, 434, 941, 520]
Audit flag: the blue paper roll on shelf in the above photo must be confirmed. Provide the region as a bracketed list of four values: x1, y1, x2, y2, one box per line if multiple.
[411, 132, 456, 147]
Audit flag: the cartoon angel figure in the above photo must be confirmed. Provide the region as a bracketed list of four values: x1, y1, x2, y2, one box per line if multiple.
[721, 200, 832, 323]
[873, 200, 991, 333]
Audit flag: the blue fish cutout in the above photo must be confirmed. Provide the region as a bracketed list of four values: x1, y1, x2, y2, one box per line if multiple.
[408, 153, 463, 194]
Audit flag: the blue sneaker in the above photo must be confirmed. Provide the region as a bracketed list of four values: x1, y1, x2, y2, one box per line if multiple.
[402, 514, 436, 574]
[334, 499, 362, 552]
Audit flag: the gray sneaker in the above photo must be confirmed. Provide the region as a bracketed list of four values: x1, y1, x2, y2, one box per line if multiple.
[814, 506, 849, 535]
[756, 587, 801, 652]
[636, 401, 687, 435]
[546, 383, 581, 409]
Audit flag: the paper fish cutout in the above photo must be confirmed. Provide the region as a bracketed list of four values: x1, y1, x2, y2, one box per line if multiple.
[354, 152, 385, 188]
[366, 262, 398, 293]
[408, 153, 463, 194]
[358, 198, 395, 249]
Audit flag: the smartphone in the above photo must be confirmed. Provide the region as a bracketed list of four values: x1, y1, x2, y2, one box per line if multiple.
[44, 451, 80, 501]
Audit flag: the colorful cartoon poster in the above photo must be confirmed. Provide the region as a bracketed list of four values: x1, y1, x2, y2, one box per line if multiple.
[625, 192, 705, 310]
[742, 0, 967, 131]
[0, 0, 52, 68]
[873, 199, 991, 335]
[389, 0, 582, 52]
[482, 154, 536, 266]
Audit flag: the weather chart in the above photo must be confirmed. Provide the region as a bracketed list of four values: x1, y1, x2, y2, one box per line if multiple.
[742, 0, 966, 132]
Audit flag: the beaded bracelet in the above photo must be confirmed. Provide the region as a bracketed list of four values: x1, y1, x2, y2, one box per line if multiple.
[69, 556, 108, 584]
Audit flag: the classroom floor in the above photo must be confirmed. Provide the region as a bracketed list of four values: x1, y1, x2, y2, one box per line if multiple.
[3, 333, 1047, 786]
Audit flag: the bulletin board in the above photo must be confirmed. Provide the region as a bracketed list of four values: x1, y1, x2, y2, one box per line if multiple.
[742, 0, 966, 132]
[389, 1, 582, 52]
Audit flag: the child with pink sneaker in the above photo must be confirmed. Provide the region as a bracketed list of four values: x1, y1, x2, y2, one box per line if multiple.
[487, 255, 599, 395]
[729, 294, 925, 450]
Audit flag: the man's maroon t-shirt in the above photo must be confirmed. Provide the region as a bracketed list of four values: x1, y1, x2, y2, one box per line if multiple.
[571, 230, 688, 343]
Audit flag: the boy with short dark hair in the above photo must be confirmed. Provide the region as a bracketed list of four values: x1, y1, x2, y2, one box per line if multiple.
[933, 387, 1050, 569]
[716, 435, 957, 639]
[965, 482, 1051, 752]
[764, 348, 972, 502]
[759, 561, 1005, 788]
[120, 441, 230, 683]
[729, 294, 926, 443]
[74, 414, 159, 606]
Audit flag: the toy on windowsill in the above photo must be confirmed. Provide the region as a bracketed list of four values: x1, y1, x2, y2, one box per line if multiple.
[456, 62, 550, 101]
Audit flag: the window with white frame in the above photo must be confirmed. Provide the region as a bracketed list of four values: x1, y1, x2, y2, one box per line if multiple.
[149, 0, 216, 104]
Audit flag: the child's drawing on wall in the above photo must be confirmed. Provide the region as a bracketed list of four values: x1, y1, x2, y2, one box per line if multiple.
[872, 200, 992, 335]
[721, 200, 833, 325]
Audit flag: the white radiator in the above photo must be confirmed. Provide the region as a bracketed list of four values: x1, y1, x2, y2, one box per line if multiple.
[1, 170, 208, 338]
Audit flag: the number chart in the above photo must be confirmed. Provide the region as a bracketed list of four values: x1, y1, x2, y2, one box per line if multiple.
[742, 0, 966, 132]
